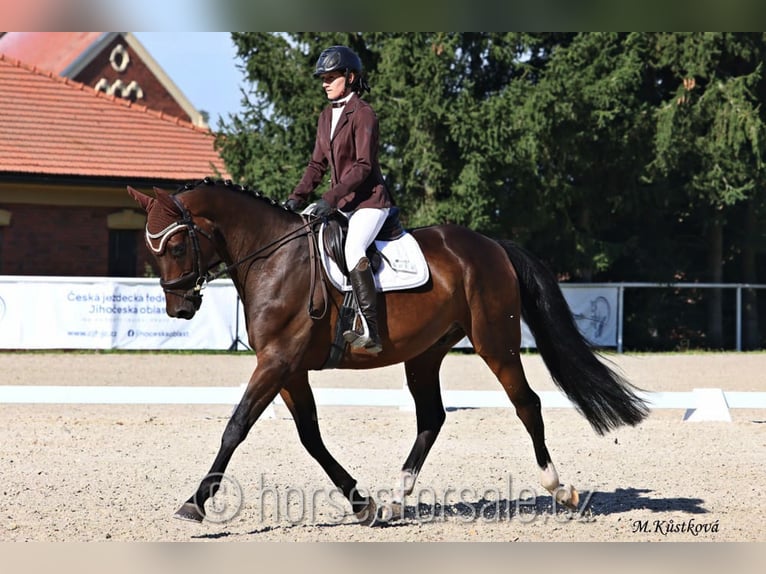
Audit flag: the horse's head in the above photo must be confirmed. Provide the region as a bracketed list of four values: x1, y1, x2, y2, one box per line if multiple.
[128, 185, 218, 319]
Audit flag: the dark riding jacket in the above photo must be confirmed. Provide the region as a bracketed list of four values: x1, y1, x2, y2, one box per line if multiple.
[289, 95, 392, 213]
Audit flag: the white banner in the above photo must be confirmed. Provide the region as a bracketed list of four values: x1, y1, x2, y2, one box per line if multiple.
[0, 277, 618, 351]
[564, 285, 618, 347]
[0, 277, 246, 350]
[454, 285, 619, 349]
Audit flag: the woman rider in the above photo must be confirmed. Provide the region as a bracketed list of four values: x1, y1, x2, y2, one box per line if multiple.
[284, 45, 393, 354]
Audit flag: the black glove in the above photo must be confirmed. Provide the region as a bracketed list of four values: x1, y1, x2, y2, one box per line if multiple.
[283, 198, 303, 212]
[311, 198, 334, 218]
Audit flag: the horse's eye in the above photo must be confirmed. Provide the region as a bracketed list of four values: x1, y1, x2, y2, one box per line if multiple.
[169, 243, 186, 258]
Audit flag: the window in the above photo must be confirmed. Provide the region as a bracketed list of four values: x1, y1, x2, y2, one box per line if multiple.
[108, 229, 137, 277]
[107, 209, 144, 277]
[0, 209, 10, 274]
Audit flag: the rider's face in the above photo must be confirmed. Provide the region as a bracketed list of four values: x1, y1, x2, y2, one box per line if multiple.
[320, 71, 353, 100]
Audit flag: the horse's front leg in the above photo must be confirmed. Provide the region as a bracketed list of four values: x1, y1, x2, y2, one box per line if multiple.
[280, 372, 382, 526]
[174, 356, 285, 523]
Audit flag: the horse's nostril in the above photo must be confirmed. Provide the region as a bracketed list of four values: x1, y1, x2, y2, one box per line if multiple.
[175, 308, 195, 320]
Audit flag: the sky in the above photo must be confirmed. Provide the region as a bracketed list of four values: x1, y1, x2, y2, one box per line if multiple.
[133, 32, 249, 127]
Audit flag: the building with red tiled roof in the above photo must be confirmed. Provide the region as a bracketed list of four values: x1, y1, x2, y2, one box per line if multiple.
[0, 53, 231, 277]
[0, 32, 206, 127]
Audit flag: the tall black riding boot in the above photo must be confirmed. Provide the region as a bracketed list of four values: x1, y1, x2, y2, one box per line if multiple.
[344, 257, 383, 354]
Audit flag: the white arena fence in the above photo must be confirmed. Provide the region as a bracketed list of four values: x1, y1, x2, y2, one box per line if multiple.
[0, 384, 763, 423]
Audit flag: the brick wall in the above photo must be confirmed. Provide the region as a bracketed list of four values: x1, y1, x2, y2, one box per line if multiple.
[0, 203, 157, 277]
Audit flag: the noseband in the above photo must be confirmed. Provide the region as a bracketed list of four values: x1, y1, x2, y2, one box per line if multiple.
[146, 194, 215, 306]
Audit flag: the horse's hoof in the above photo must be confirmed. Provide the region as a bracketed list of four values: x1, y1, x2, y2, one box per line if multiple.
[355, 498, 386, 526]
[388, 501, 404, 522]
[174, 502, 205, 523]
[554, 484, 580, 511]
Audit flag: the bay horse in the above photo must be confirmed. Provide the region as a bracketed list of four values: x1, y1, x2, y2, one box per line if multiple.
[127, 178, 648, 525]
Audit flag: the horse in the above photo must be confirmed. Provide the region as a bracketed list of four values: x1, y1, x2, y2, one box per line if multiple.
[127, 178, 649, 525]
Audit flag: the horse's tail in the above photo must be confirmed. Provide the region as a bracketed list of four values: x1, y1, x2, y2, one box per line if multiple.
[496, 240, 649, 435]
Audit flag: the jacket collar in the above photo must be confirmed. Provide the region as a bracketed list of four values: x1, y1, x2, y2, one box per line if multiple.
[328, 94, 359, 140]
[330, 92, 355, 108]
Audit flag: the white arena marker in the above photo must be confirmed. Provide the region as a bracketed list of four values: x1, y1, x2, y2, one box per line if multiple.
[683, 388, 731, 422]
[3, 386, 764, 424]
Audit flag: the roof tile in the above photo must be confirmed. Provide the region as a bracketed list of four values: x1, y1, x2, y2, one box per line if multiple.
[0, 32, 105, 75]
[0, 54, 230, 181]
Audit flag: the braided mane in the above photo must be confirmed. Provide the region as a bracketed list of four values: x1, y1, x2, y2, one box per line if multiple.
[176, 177, 288, 210]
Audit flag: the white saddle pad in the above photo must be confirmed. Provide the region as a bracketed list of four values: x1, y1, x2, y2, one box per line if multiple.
[318, 226, 430, 292]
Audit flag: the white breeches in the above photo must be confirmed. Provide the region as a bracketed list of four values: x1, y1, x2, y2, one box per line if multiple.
[344, 207, 390, 270]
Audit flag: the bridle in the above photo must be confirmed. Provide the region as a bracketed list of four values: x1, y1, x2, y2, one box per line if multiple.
[147, 193, 328, 317]
[145, 194, 214, 308]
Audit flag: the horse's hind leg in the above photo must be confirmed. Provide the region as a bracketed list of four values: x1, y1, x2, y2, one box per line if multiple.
[390, 348, 448, 517]
[280, 372, 380, 525]
[475, 340, 579, 510]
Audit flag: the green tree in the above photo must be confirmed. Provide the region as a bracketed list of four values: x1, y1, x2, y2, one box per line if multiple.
[511, 33, 676, 281]
[215, 33, 766, 349]
[217, 33, 538, 233]
[367, 32, 538, 231]
[648, 33, 766, 347]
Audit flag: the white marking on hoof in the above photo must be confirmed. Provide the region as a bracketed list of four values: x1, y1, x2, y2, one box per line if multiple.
[540, 462, 560, 492]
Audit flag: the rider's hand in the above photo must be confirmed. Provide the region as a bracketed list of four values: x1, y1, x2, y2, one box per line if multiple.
[311, 198, 334, 218]
[283, 198, 303, 212]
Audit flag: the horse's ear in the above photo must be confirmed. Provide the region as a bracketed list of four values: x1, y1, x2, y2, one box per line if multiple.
[152, 186, 180, 214]
[127, 186, 154, 212]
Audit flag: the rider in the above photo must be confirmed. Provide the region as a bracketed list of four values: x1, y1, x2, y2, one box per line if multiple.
[284, 45, 392, 355]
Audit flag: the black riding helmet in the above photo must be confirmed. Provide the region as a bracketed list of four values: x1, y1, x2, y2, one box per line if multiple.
[314, 45, 370, 94]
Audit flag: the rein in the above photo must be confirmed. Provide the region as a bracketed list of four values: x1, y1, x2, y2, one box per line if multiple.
[207, 214, 329, 319]
[153, 195, 328, 319]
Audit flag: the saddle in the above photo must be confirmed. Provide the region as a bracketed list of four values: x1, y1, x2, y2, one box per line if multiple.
[313, 207, 429, 369]
[321, 207, 405, 277]
[316, 207, 429, 294]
